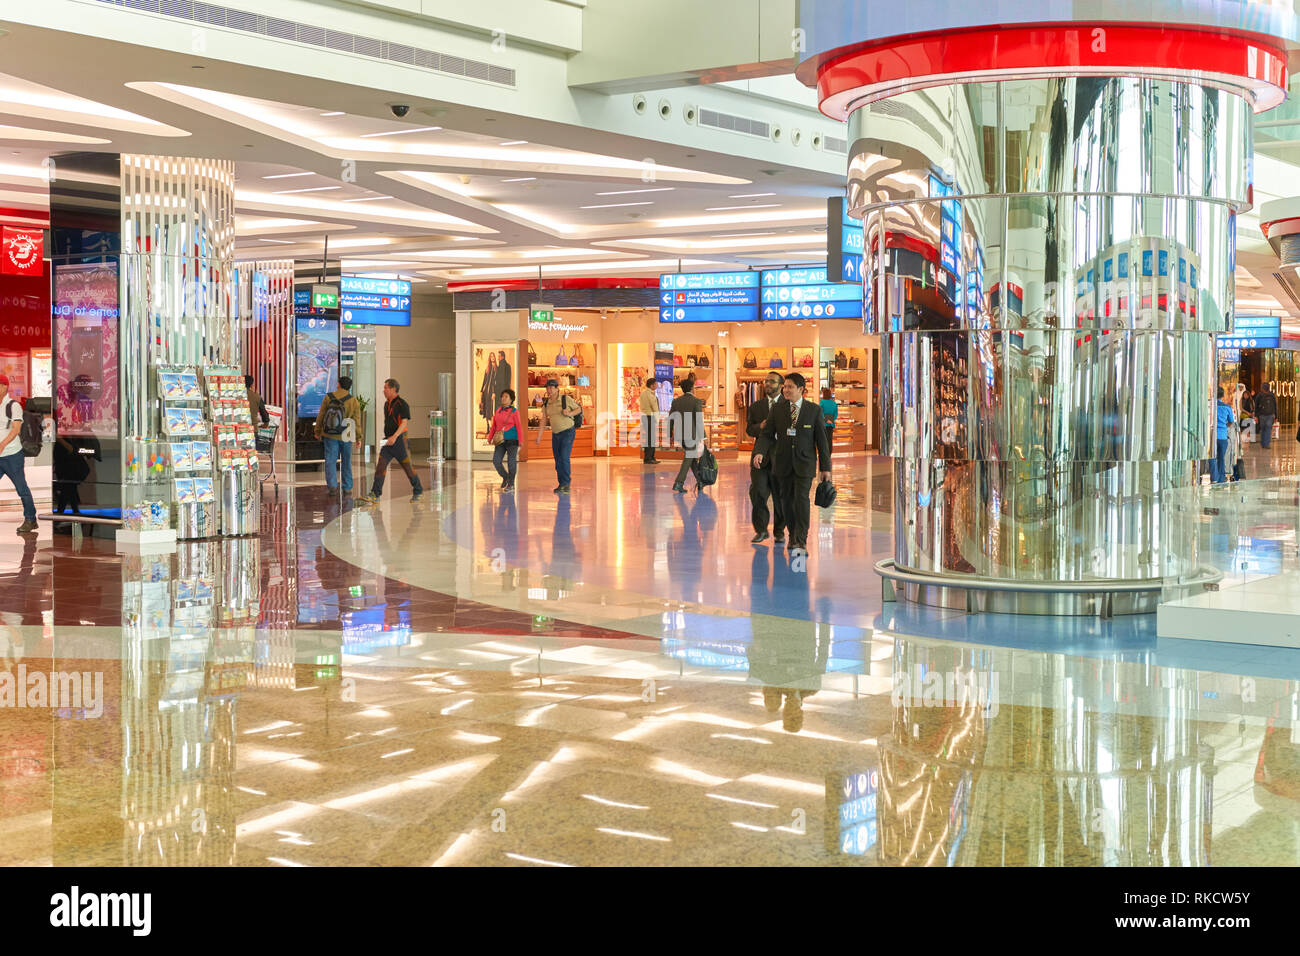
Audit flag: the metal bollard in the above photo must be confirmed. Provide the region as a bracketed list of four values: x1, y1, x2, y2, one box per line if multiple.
[429, 409, 446, 462]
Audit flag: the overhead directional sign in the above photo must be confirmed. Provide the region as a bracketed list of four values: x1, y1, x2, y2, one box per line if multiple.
[657, 271, 760, 323]
[760, 266, 863, 320]
[339, 275, 411, 327]
[827, 197, 864, 284]
[1217, 314, 1280, 349]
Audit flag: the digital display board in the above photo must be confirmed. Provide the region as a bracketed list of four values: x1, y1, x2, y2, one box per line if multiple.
[826, 197, 864, 283]
[339, 275, 412, 327]
[760, 267, 863, 320]
[658, 271, 759, 323]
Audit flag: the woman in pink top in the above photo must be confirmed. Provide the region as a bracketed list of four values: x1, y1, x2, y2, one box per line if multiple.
[487, 388, 525, 491]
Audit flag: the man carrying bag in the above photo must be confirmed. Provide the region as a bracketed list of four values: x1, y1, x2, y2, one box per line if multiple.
[752, 372, 831, 556]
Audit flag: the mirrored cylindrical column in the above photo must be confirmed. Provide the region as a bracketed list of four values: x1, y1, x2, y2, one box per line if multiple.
[848, 77, 1251, 598]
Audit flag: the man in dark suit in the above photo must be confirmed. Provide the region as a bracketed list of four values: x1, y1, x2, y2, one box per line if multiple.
[669, 378, 706, 493]
[747, 370, 786, 543]
[752, 372, 832, 555]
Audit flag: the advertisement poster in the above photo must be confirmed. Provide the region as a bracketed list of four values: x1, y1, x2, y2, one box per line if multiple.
[472, 342, 515, 454]
[29, 347, 51, 398]
[53, 261, 119, 438]
[0, 351, 28, 399]
[295, 316, 338, 419]
[654, 343, 675, 412]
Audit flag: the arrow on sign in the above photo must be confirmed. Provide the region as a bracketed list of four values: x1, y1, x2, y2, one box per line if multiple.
[662, 292, 673, 304]
[764, 306, 774, 318]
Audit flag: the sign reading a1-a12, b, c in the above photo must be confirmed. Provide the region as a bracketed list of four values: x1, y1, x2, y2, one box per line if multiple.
[658, 271, 760, 323]
[760, 267, 863, 320]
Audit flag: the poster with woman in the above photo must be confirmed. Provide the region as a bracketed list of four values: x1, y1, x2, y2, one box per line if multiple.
[472, 342, 516, 454]
[53, 261, 119, 438]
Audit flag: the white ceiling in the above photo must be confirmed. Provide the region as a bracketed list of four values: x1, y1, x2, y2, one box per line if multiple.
[0, 16, 1295, 311]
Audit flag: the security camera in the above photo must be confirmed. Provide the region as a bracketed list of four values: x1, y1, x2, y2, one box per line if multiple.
[390, 104, 410, 118]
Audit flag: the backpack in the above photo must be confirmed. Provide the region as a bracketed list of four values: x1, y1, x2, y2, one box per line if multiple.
[694, 446, 718, 487]
[565, 394, 583, 430]
[6, 399, 40, 457]
[321, 393, 346, 437]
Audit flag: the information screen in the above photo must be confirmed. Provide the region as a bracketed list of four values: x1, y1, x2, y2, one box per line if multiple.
[295, 317, 339, 419]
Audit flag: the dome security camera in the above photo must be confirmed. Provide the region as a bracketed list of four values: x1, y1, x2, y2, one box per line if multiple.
[390, 104, 411, 118]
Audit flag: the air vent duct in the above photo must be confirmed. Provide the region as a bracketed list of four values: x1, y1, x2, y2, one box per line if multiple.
[86, 0, 516, 86]
[698, 108, 770, 139]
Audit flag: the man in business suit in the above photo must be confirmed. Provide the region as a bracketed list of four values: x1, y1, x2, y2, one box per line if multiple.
[752, 372, 832, 555]
[747, 370, 786, 543]
[669, 377, 706, 493]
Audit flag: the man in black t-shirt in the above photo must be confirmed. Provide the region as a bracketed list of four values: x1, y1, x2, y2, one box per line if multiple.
[359, 378, 423, 502]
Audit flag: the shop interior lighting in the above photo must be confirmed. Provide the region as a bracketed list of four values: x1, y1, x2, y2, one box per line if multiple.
[580, 201, 655, 209]
[706, 203, 782, 211]
[501, 177, 536, 182]
[272, 185, 341, 195]
[499, 140, 528, 146]
[342, 194, 394, 202]
[729, 192, 776, 198]
[262, 171, 315, 179]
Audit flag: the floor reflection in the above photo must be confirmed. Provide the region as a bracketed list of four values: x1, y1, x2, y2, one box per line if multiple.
[2, 456, 1299, 865]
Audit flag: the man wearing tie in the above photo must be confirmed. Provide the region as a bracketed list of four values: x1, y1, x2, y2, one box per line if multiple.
[747, 371, 786, 543]
[752, 372, 832, 555]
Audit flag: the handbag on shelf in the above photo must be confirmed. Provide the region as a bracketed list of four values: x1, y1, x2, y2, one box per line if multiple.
[835, 351, 848, 369]
[577, 375, 590, 387]
[674, 355, 684, 367]
[697, 353, 710, 368]
[849, 354, 860, 369]
[569, 345, 583, 366]
[554, 350, 568, 366]
[687, 355, 697, 368]
[769, 351, 782, 368]
[801, 353, 814, 367]
[527, 346, 537, 365]
[743, 350, 758, 369]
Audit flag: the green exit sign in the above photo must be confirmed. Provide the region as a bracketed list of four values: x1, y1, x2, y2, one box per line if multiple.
[529, 302, 555, 325]
[312, 284, 339, 309]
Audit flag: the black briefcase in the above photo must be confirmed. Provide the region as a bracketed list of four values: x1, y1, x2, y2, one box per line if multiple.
[814, 479, 837, 508]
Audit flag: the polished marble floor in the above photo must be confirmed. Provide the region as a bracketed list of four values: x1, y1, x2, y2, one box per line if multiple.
[2, 449, 1300, 866]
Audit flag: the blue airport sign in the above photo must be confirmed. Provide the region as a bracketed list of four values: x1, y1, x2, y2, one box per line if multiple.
[827, 197, 865, 284]
[760, 266, 863, 319]
[658, 271, 760, 323]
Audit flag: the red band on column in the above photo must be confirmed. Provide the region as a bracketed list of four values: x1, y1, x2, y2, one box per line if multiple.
[815, 24, 1288, 119]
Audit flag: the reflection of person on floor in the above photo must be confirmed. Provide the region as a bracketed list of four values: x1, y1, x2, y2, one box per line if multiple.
[667, 492, 716, 601]
[547, 495, 578, 583]
[746, 546, 828, 733]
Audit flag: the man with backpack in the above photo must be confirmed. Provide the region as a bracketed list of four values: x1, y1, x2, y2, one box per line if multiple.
[1255, 381, 1278, 449]
[535, 378, 581, 494]
[314, 375, 362, 494]
[0, 374, 37, 535]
